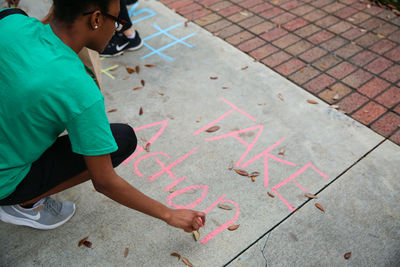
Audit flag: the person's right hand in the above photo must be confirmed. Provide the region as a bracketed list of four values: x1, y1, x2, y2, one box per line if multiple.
[6, 0, 20, 7]
[165, 209, 206, 232]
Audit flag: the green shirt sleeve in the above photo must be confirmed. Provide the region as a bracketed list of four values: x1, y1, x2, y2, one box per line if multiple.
[66, 99, 118, 156]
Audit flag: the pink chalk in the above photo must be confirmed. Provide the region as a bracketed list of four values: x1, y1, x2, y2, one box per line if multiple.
[167, 185, 209, 209]
[133, 152, 170, 177]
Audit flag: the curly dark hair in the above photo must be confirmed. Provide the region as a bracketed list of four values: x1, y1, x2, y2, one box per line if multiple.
[53, 0, 113, 22]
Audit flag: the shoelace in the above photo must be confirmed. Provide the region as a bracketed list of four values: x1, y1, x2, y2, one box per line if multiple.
[43, 197, 62, 216]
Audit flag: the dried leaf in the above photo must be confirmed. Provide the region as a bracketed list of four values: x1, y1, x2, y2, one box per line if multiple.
[206, 125, 220, 132]
[222, 86, 229, 89]
[305, 192, 318, 199]
[126, 67, 135, 74]
[144, 64, 155, 68]
[332, 94, 339, 100]
[234, 169, 249, 176]
[210, 76, 218, 80]
[377, 33, 385, 38]
[307, 99, 318, 104]
[241, 66, 248, 70]
[315, 203, 325, 212]
[182, 258, 194, 267]
[167, 114, 174, 119]
[344, 252, 351, 260]
[196, 117, 201, 123]
[193, 230, 200, 241]
[135, 65, 140, 74]
[299, 68, 304, 72]
[228, 224, 240, 231]
[228, 161, 234, 170]
[107, 109, 117, 113]
[258, 102, 266, 106]
[249, 171, 260, 177]
[330, 105, 339, 109]
[184, 20, 189, 27]
[278, 93, 284, 101]
[278, 148, 285, 156]
[218, 203, 232, 210]
[267, 192, 275, 198]
[124, 248, 129, 258]
[367, 4, 371, 8]
[251, 176, 255, 182]
[139, 107, 143, 116]
[360, 29, 366, 32]
[273, 0, 279, 4]
[169, 186, 177, 193]
[83, 240, 92, 248]
[157, 90, 164, 95]
[140, 136, 147, 142]
[78, 236, 88, 247]
[144, 142, 150, 152]
[141, 80, 145, 86]
[348, 17, 355, 22]
[171, 252, 181, 260]
[133, 86, 142, 91]
[239, 11, 249, 16]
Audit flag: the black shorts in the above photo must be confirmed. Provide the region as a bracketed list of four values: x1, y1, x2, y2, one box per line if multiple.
[0, 123, 137, 205]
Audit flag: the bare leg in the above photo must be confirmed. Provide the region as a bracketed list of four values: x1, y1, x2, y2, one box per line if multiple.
[19, 171, 91, 207]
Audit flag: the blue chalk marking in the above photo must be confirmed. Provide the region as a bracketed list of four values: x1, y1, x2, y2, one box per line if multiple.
[128, 3, 156, 24]
[142, 43, 174, 61]
[153, 24, 195, 48]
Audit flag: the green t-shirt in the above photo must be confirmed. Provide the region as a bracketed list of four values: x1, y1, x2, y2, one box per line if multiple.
[0, 12, 118, 199]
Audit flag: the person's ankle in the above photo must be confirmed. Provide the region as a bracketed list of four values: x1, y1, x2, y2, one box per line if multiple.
[124, 27, 136, 39]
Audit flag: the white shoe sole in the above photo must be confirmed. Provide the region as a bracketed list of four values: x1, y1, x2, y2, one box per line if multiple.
[0, 204, 76, 230]
[127, 39, 144, 51]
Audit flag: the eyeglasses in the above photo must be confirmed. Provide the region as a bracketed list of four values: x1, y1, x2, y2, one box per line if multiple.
[83, 11, 127, 32]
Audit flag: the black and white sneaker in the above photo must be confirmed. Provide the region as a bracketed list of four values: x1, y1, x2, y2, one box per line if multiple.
[100, 31, 144, 57]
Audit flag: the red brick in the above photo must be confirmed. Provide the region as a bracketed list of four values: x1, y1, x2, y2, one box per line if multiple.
[272, 34, 301, 49]
[394, 103, 400, 115]
[335, 43, 362, 59]
[320, 36, 348, 51]
[272, 13, 296, 25]
[303, 9, 326, 22]
[261, 51, 291, 68]
[342, 69, 373, 88]
[177, 3, 202, 15]
[315, 15, 339, 27]
[249, 3, 273, 13]
[312, 0, 334, 8]
[349, 50, 378, 67]
[360, 17, 385, 31]
[249, 44, 279, 60]
[238, 0, 263, 8]
[308, 30, 334, 44]
[249, 21, 275, 34]
[364, 5, 384, 15]
[275, 58, 306, 76]
[281, 0, 301, 10]
[373, 23, 398, 37]
[238, 16, 264, 28]
[291, 4, 315, 15]
[375, 86, 400, 108]
[370, 39, 397, 54]
[186, 9, 210, 20]
[194, 13, 221, 26]
[337, 92, 369, 113]
[350, 12, 371, 24]
[351, 2, 367, 10]
[389, 130, 400, 146]
[328, 21, 353, 34]
[341, 28, 366, 40]
[327, 62, 357, 79]
[352, 101, 387, 125]
[210, 1, 232, 11]
[334, 6, 358, 18]
[169, 0, 193, 9]
[289, 66, 321, 85]
[199, 0, 220, 5]
[381, 65, 400, 83]
[339, 0, 358, 4]
[388, 30, 400, 43]
[319, 82, 352, 103]
[384, 46, 400, 62]
[160, 0, 176, 4]
[285, 40, 314, 56]
[358, 77, 390, 98]
[259, 7, 285, 19]
[313, 54, 342, 71]
[304, 74, 336, 93]
[299, 47, 327, 63]
[283, 18, 308, 31]
[365, 57, 393, 74]
[354, 33, 380, 48]
[227, 11, 252, 23]
[216, 24, 242, 38]
[371, 112, 400, 137]
[260, 28, 288, 42]
[238, 37, 266, 52]
[218, 5, 243, 16]
[226, 31, 254, 45]
[323, 2, 345, 12]
[204, 19, 232, 32]
[295, 24, 321, 38]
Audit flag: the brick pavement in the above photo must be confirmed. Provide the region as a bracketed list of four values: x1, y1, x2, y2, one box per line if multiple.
[159, 0, 400, 145]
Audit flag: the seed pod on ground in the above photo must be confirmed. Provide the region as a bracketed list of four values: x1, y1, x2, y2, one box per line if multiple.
[234, 169, 249, 176]
[228, 224, 240, 231]
[206, 126, 220, 132]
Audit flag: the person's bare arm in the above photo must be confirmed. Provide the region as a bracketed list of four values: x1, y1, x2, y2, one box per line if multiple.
[84, 154, 205, 232]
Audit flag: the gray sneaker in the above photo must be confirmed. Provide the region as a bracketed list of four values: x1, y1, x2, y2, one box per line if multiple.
[0, 197, 75, 230]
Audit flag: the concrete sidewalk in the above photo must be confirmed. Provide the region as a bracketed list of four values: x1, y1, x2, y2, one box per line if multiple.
[0, 0, 399, 266]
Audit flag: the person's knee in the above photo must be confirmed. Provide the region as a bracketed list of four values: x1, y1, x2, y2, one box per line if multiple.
[111, 123, 137, 158]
